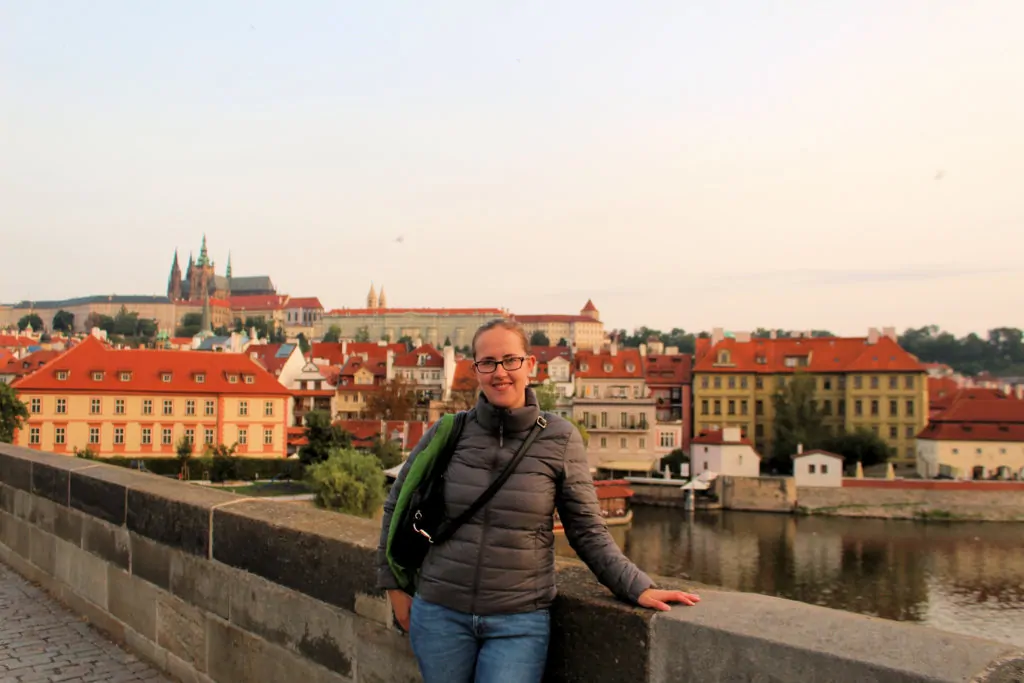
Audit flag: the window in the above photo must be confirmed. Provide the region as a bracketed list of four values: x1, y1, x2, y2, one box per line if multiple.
[870, 400, 879, 417]
[90, 398, 101, 414]
[204, 428, 214, 445]
[228, 375, 238, 384]
[195, 373, 205, 384]
[30, 398, 40, 413]
[855, 400, 863, 416]
[713, 377, 721, 389]
[713, 400, 721, 415]
[114, 428, 125, 445]
[162, 428, 172, 445]
[755, 424, 764, 437]
[29, 428, 40, 445]
[238, 429, 248, 445]
[163, 400, 173, 416]
[823, 399, 832, 415]
[727, 400, 735, 415]
[853, 376, 862, 389]
[808, 464, 816, 474]
[905, 376, 915, 390]
[263, 428, 273, 446]
[620, 412, 627, 428]
[205, 400, 215, 416]
[56, 370, 68, 381]
[620, 437, 627, 449]
[889, 425, 898, 439]
[162, 373, 172, 383]
[728, 377, 735, 389]
[660, 432, 676, 449]
[888, 376, 898, 390]
[600, 437, 607, 449]
[821, 464, 829, 474]
[115, 399, 125, 415]
[56, 398, 67, 414]
[55, 427, 65, 445]
[89, 427, 100, 445]
[889, 400, 898, 416]
[740, 377, 748, 389]
[186, 400, 196, 416]
[142, 428, 152, 445]
[870, 376, 879, 389]
[185, 429, 195, 445]
[639, 437, 646, 449]
[741, 400, 748, 416]
[92, 371, 104, 382]
[823, 377, 832, 391]
[244, 375, 255, 384]
[905, 400, 915, 417]
[701, 399, 709, 415]
[120, 371, 131, 382]
[838, 399, 846, 416]
[239, 400, 249, 417]
[755, 400, 764, 416]
[143, 399, 153, 415]
[755, 377, 763, 390]
[264, 401, 274, 417]
[701, 376, 708, 388]
[905, 425, 915, 439]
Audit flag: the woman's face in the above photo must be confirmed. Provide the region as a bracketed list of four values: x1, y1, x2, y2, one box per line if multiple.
[473, 327, 536, 410]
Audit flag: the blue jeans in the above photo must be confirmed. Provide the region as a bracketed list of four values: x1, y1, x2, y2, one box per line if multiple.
[409, 595, 550, 683]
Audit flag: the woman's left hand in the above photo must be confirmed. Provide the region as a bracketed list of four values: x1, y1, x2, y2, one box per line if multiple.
[637, 588, 701, 611]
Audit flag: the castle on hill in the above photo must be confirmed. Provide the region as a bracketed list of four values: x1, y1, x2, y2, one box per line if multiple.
[166, 235, 277, 303]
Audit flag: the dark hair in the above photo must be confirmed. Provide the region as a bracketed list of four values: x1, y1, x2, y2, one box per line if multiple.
[471, 319, 531, 359]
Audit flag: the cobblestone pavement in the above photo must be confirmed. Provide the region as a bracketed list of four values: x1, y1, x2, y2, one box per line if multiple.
[0, 563, 170, 683]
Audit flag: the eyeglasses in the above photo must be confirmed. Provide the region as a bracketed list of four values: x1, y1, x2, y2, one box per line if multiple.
[473, 356, 526, 373]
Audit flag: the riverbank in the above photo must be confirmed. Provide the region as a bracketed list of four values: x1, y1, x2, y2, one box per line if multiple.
[795, 485, 1024, 522]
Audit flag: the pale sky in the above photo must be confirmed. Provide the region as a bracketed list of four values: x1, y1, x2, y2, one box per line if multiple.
[2, 2, 1022, 337]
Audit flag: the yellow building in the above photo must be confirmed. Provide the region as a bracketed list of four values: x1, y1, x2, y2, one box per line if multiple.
[13, 335, 290, 458]
[514, 300, 604, 350]
[692, 329, 928, 465]
[916, 390, 1024, 479]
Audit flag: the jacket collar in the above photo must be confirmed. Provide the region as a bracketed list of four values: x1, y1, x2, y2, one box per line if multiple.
[475, 386, 541, 434]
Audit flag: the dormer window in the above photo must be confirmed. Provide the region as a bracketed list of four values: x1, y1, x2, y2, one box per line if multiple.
[625, 363, 635, 373]
[580, 363, 589, 372]
[56, 370, 68, 381]
[194, 373, 205, 384]
[119, 372, 131, 382]
[717, 351, 731, 365]
[603, 363, 613, 373]
[244, 375, 255, 384]
[161, 373, 172, 383]
[228, 374, 238, 384]
[92, 371, 104, 382]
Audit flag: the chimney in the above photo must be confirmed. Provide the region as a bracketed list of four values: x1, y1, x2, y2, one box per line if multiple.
[769, 329, 776, 340]
[610, 341, 618, 356]
[797, 443, 804, 455]
[386, 350, 395, 382]
[711, 327, 725, 347]
[735, 331, 751, 343]
[867, 327, 880, 344]
[638, 343, 647, 357]
[442, 344, 456, 401]
[882, 326, 896, 341]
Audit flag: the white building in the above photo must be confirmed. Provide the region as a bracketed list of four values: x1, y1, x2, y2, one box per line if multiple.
[690, 427, 761, 478]
[792, 449, 844, 488]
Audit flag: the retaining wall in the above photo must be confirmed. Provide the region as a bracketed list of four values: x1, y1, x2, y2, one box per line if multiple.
[798, 484, 1024, 521]
[1, 444, 1022, 683]
[717, 475, 796, 513]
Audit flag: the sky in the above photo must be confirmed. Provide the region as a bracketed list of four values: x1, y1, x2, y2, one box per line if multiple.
[2, 1, 1022, 337]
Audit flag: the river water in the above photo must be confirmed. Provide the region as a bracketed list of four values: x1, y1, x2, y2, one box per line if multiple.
[555, 506, 1024, 647]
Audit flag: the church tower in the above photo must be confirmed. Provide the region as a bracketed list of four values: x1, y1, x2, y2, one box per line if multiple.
[167, 250, 182, 300]
[367, 283, 378, 309]
[581, 299, 600, 321]
[378, 286, 387, 309]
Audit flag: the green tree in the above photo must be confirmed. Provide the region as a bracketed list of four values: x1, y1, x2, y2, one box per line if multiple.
[136, 318, 158, 338]
[213, 325, 230, 337]
[52, 310, 75, 334]
[529, 331, 550, 347]
[443, 335, 452, 347]
[113, 306, 140, 336]
[269, 324, 287, 344]
[568, 417, 589, 448]
[175, 312, 203, 337]
[84, 312, 116, 334]
[206, 443, 239, 483]
[370, 436, 404, 469]
[770, 373, 826, 472]
[305, 448, 386, 518]
[0, 383, 29, 443]
[365, 376, 416, 421]
[297, 333, 311, 354]
[17, 314, 44, 332]
[821, 429, 891, 469]
[175, 435, 194, 480]
[535, 383, 558, 411]
[397, 335, 414, 351]
[299, 410, 353, 466]
[556, 338, 569, 347]
[660, 448, 690, 476]
[323, 325, 342, 343]
[354, 326, 371, 343]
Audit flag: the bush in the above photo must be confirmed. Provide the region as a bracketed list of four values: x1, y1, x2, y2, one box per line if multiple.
[90, 456, 304, 481]
[305, 448, 385, 518]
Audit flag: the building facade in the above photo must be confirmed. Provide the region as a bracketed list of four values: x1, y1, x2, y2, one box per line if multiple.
[513, 300, 604, 350]
[12, 336, 290, 458]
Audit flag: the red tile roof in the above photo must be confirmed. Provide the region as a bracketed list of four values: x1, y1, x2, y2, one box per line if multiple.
[928, 377, 962, 411]
[394, 344, 444, 369]
[919, 390, 1024, 442]
[310, 341, 404, 366]
[229, 294, 289, 311]
[513, 314, 596, 324]
[337, 419, 383, 446]
[644, 354, 692, 385]
[575, 348, 644, 379]
[339, 356, 387, 380]
[451, 359, 478, 393]
[246, 344, 295, 377]
[582, 299, 598, 313]
[0, 335, 36, 349]
[692, 336, 926, 375]
[531, 346, 572, 363]
[14, 336, 289, 395]
[326, 307, 505, 317]
[4, 350, 62, 383]
[284, 297, 323, 310]
[0, 349, 14, 366]
[692, 428, 754, 446]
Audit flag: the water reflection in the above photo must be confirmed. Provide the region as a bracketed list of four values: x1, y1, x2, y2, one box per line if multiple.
[555, 507, 1024, 647]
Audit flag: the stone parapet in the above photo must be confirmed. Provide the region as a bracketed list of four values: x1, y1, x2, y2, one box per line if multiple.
[1, 443, 1022, 682]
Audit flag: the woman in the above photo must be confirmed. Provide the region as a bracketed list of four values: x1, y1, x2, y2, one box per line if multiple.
[376, 320, 699, 682]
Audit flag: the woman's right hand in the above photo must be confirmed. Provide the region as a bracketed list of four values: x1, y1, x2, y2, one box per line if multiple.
[388, 589, 413, 631]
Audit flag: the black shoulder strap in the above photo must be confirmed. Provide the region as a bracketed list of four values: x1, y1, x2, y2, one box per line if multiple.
[433, 414, 547, 544]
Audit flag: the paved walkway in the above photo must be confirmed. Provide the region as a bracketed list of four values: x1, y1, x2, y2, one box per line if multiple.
[0, 563, 169, 683]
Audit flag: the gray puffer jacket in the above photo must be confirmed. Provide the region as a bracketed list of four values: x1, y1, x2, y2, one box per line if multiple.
[375, 387, 655, 615]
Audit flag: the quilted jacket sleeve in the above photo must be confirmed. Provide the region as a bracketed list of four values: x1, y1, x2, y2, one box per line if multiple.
[375, 421, 441, 591]
[555, 426, 655, 604]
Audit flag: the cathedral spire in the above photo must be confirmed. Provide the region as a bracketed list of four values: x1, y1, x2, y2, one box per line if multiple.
[378, 286, 387, 309]
[197, 234, 209, 267]
[367, 282, 378, 309]
[226, 251, 233, 279]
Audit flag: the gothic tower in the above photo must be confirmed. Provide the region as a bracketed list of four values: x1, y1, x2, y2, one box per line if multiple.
[367, 283, 378, 309]
[167, 250, 182, 300]
[378, 287, 387, 309]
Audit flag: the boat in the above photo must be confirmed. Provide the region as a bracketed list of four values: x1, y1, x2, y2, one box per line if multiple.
[554, 479, 634, 532]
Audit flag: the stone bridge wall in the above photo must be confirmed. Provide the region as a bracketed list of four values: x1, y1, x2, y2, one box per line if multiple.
[1, 444, 1022, 683]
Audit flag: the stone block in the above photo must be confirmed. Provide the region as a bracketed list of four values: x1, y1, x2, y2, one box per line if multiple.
[157, 592, 208, 672]
[354, 592, 392, 626]
[169, 552, 231, 620]
[130, 531, 173, 589]
[353, 616, 421, 683]
[70, 464, 138, 525]
[123, 623, 169, 672]
[27, 493, 83, 545]
[55, 536, 108, 608]
[81, 514, 130, 570]
[0, 445, 33, 491]
[0, 509, 31, 557]
[31, 460, 70, 505]
[28, 524, 57, 575]
[108, 566, 160, 641]
[213, 499, 379, 611]
[127, 478, 238, 556]
[230, 569, 356, 677]
[647, 589, 1023, 683]
[206, 615, 354, 683]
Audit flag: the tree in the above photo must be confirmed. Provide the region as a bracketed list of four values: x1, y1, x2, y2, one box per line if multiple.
[660, 448, 690, 476]
[52, 310, 75, 334]
[269, 324, 287, 344]
[84, 312, 116, 334]
[821, 429, 891, 469]
[397, 335, 414, 351]
[443, 336, 452, 347]
[113, 306, 140, 336]
[297, 333, 311, 354]
[370, 436, 404, 469]
[354, 326, 371, 343]
[299, 410, 353, 466]
[529, 331, 550, 347]
[0, 383, 29, 443]
[323, 325, 342, 343]
[175, 435, 194, 480]
[556, 338, 569, 347]
[535, 383, 558, 412]
[206, 443, 239, 483]
[770, 372, 826, 472]
[365, 376, 416, 421]
[305, 448, 386, 518]
[17, 314, 44, 332]
[175, 313, 203, 338]
[568, 418, 589, 448]
[213, 325, 230, 337]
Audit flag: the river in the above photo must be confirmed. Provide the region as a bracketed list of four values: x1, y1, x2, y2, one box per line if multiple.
[555, 506, 1024, 647]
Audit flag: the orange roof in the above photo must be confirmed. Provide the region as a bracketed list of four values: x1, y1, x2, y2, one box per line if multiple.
[575, 348, 644, 379]
[532, 346, 572, 363]
[394, 344, 444, 369]
[326, 307, 505, 317]
[582, 299, 598, 312]
[0, 335, 36, 349]
[919, 389, 1024, 442]
[337, 419, 382, 445]
[451, 359, 478, 392]
[246, 343, 296, 377]
[3, 350, 62, 382]
[230, 294, 289, 311]
[692, 428, 754, 446]
[339, 356, 387, 380]
[928, 376, 962, 410]
[311, 341, 404, 366]
[284, 297, 323, 310]
[692, 336, 926, 375]
[14, 335, 289, 395]
[0, 349, 14, 365]
[644, 354, 692, 385]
